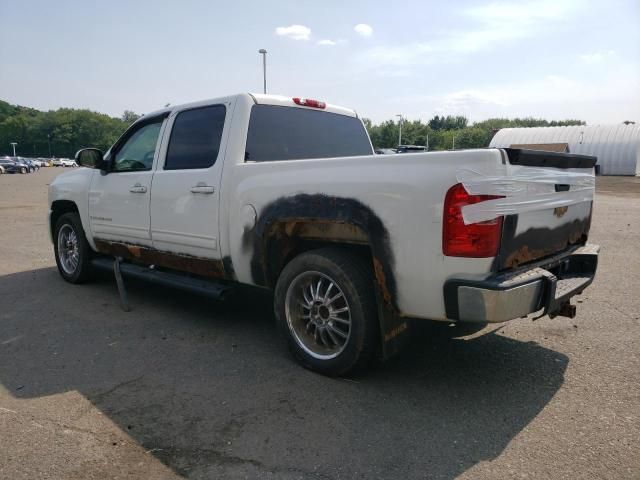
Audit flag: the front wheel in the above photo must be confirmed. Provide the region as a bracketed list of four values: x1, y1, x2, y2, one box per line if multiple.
[53, 212, 94, 283]
[20, 167, 27, 174]
[274, 248, 378, 376]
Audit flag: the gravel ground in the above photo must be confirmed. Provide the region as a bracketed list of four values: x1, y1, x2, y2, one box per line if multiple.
[0, 168, 638, 480]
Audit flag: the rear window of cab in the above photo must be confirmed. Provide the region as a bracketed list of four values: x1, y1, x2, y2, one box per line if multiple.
[245, 105, 372, 162]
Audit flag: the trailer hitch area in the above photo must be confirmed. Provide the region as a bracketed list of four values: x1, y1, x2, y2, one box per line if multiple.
[549, 301, 576, 319]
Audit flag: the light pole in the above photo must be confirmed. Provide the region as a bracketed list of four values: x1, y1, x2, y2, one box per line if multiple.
[10, 142, 17, 156]
[395, 114, 403, 147]
[258, 49, 267, 94]
[47, 134, 52, 157]
[452, 135, 456, 150]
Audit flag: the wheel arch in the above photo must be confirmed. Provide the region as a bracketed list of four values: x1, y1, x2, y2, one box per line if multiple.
[247, 194, 409, 360]
[50, 200, 80, 240]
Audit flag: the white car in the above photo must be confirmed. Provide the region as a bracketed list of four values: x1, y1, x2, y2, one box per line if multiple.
[61, 158, 76, 167]
[48, 93, 599, 375]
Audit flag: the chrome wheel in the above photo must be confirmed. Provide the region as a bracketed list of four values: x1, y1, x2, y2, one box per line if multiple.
[57, 224, 79, 275]
[285, 271, 352, 360]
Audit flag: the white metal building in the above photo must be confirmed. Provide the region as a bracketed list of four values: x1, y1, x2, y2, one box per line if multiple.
[490, 124, 640, 175]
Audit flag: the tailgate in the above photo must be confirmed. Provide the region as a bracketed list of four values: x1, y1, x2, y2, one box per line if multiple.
[459, 148, 597, 270]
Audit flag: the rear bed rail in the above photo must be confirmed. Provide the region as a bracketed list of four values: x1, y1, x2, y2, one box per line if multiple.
[503, 148, 597, 169]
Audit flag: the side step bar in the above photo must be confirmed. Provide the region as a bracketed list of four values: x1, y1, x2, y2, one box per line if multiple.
[91, 257, 233, 301]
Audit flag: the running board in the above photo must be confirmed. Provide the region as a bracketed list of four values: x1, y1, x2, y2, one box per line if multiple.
[91, 257, 233, 300]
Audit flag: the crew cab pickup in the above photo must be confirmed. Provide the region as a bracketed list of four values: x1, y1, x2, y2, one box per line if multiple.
[49, 93, 599, 375]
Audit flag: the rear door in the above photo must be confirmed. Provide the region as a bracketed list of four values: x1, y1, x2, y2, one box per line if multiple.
[149, 102, 230, 259]
[88, 116, 167, 246]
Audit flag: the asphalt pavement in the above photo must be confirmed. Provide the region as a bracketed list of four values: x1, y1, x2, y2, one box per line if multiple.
[0, 168, 638, 479]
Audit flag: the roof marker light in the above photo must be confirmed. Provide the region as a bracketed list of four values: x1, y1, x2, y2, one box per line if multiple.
[293, 97, 326, 109]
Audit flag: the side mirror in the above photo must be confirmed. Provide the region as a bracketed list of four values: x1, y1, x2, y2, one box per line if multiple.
[75, 148, 104, 169]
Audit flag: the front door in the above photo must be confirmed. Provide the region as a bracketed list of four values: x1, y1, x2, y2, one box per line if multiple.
[88, 116, 166, 246]
[150, 103, 229, 259]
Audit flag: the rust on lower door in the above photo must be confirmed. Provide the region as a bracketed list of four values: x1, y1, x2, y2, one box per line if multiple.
[94, 240, 227, 279]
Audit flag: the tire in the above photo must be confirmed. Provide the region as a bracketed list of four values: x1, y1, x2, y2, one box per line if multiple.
[274, 247, 378, 376]
[20, 167, 27, 174]
[53, 212, 94, 283]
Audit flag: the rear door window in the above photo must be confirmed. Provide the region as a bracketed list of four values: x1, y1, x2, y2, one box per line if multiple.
[165, 105, 226, 170]
[245, 105, 372, 162]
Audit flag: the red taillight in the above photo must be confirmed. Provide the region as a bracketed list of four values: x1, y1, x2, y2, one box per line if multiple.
[443, 183, 504, 257]
[293, 97, 326, 109]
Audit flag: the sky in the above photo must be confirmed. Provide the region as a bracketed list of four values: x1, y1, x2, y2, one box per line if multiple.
[1, 0, 639, 125]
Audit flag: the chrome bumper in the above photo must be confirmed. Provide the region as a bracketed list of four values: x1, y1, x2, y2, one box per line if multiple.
[444, 244, 600, 323]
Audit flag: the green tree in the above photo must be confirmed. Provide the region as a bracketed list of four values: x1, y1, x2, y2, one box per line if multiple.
[0, 99, 135, 157]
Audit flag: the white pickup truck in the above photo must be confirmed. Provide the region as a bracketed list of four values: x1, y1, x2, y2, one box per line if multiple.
[49, 93, 599, 375]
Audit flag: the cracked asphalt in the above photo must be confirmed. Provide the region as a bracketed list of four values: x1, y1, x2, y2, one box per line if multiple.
[1, 169, 639, 479]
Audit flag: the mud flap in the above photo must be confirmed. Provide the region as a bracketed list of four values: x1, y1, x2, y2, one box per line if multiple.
[374, 284, 410, 361]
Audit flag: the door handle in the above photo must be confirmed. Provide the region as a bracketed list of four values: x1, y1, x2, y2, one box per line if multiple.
[190, 185, 215, 194]
[129, 183, 147, 193]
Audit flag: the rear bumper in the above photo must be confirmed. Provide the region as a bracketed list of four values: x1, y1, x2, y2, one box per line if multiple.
[444, 244, 599, 323]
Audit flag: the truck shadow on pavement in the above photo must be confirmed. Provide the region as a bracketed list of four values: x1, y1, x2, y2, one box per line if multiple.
[0, 267, 568, 479]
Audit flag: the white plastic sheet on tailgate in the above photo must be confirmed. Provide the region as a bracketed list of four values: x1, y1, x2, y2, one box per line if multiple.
[456, 164, 595, 225]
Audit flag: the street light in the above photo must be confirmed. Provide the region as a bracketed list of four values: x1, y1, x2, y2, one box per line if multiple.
[47, 134, 52, 157]
[258, 49, 267, 94]
[10, 142, 17, 156]
[395, 114, 403, 147]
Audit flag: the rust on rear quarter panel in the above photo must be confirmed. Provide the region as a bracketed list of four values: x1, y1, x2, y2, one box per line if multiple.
[248, 194, 409, 359]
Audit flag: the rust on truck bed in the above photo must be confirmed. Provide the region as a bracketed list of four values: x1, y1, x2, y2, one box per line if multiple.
[497, 213, 592, 270]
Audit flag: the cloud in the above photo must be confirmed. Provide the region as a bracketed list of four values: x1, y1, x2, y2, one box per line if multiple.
[580, 50, 615, 63]
[275, 24, 311, 41]
[359, 43, 434, 67]
[435, 90, 507, 114]
[354, 24, 373, 37]
[317, 39, 337, 46]
[465, 0, 575, 23]
[453, 0, 577, 52]
[358, 0, 578, 70]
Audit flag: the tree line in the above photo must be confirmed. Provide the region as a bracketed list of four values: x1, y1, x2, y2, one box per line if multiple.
[364, 115, 586, 150]
[0, 98, 587, 157]
[0, 100, 140, 158]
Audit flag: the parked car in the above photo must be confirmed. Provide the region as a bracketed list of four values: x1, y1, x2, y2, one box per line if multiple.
[30, 158, 46, 167]
[52, 158, 63, 167]
[374, 148, 398, 155]
[60, 158, 76, 167]
[0, 158, 19, 173]
[1, 157, 29, 174]
[23, 159, 40, 172]
[395, 145, 428, 153]
[48, 93, 599, 375]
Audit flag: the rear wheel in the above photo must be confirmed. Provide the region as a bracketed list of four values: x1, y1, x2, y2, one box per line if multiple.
[20, 167, 27, 174]
[275, 248, 378, 376]
[53, 212, 94, 283]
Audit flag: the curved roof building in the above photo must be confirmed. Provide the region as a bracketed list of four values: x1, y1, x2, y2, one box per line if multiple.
[489, 124, 640, 175]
